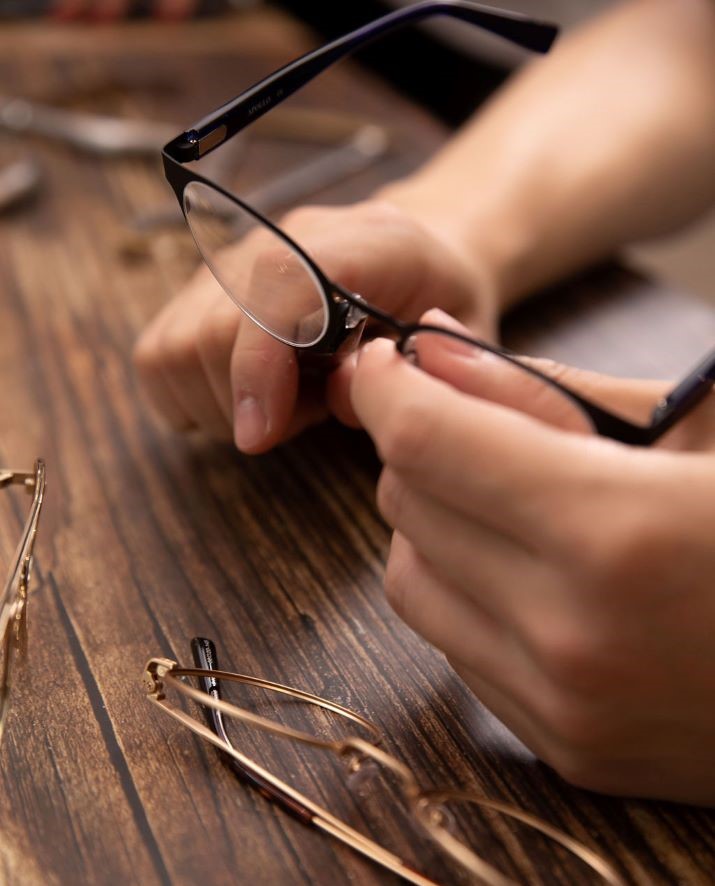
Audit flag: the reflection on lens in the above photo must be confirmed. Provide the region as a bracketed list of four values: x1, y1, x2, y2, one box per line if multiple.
[183, 181, 329, 347]
[406, 331, 596, 435]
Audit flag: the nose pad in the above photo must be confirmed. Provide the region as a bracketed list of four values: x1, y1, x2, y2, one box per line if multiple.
[345, 751, 381, 798]
[335, 312, 367, 357]
[422, 801, 457, 832]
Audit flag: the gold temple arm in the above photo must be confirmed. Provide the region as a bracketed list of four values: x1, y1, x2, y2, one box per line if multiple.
[143, 656, 624, 886]
[1, 460, 46, 608]
[0, 469, 37, 490]
[0, 459, 46, 745]
[144, 662, 440, 886]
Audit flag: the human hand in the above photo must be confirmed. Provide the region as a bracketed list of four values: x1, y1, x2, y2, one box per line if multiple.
[134, 200, 495, 452]
[351, 311, 715, 803]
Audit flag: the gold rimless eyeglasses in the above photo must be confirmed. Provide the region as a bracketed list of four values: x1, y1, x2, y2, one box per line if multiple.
[0, 459, 46, 746]
[144, 637, 624, 886]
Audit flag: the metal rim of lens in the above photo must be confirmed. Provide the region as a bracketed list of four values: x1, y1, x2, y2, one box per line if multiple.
[183, 182, 330, 349]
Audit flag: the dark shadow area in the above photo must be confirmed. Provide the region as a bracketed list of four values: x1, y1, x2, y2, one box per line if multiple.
[275, 0, 510, 127]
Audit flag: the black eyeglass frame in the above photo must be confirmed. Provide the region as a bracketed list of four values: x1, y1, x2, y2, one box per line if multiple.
[161, 0, 714, 446]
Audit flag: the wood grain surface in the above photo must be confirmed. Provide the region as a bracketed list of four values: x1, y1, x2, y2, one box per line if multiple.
[0, 9, 714, 886]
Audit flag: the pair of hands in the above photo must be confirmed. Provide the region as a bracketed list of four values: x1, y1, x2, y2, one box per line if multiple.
[135, 199, 715, 804]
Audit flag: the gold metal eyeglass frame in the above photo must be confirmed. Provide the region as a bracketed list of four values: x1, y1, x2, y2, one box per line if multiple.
[144, 640, 624, 886]
[0, 458, 46, 746]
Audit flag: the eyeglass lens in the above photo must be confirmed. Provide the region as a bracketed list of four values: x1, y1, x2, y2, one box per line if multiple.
[183, 181, 329, 348]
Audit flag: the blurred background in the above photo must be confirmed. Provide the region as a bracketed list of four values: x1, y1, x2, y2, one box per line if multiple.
[282, 0, 714, 305]
[0, 0, 712, 304]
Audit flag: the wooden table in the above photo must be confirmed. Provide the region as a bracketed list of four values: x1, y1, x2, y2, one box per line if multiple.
[0, 10, 714, 885]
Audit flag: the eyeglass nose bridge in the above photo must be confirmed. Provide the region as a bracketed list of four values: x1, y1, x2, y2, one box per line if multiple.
[340, 735, 421, 801]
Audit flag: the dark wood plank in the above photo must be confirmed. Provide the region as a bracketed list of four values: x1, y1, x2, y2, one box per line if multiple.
[0, 9, 713, 886]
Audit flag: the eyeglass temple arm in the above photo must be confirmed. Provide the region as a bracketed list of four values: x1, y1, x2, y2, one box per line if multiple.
[164, 0, 558, 163]
[559, 347, 715, 446]
[644, 348, 715, 442]
[190, 637, 315, 825]
[189, 639, 442, 886]
[398, 324, 715, 447]
[2, 460, 45, 591]
[0, 470, 37, 490]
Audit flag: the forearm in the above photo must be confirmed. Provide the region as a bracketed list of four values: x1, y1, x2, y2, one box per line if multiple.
[383, 0, 715, 310]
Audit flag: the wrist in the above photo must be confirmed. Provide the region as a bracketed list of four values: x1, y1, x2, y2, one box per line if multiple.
[372, 178, 505, 332]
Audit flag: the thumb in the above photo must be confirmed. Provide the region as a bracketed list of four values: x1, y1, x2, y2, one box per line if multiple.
[414, 309, 669, 434]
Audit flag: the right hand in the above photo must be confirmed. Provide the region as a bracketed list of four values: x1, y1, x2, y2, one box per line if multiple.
[133, 199, 495, 453]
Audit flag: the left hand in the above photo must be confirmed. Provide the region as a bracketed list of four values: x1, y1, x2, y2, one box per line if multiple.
[351, 311, 715, 804]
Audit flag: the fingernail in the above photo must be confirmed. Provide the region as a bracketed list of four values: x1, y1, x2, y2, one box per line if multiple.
[355, 338, 384, 366]
[355, 341, 373, 366]
[233, 395, 267, 451]
[356, 337, 394, 366]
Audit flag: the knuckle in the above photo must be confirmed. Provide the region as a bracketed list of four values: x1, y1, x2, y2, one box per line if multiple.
[376, 470, 407, 529]
[542, 693, 607, 756]
[196, 311, 236, 361]
[527, 616, 608, 696]
[548, 747, 611, 793]
[534, 357, 573, 386]
[599, 514, 665, 590]
[563, 503, 666, 597]
[132, 330, 159, 377]
[383, 544, 411, 620]
[161, 333, 200, 375]
[526, 628, 625, 763]
[190, 259, 222, 290]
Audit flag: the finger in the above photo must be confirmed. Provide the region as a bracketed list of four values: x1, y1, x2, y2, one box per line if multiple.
[135, 295, 232, 438]
[386, 534, 559, 738]
[280, 375, 331, 442]
[352, 338, 604, 540]
[134, 309, 195, 432]
[326, 352, 362, 428]
[449, 658, 563, 768]
[157, 305, 234, 439]
[227, 221, 334, 451]
[195, 286, 242, 426]
[230, 318, 299, 453]
[417, 308, 670, 430]
[385, 533, 513, 665]
[378, 469, 538, 616]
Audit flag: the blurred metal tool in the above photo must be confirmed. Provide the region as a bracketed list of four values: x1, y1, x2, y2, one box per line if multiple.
[0, 96, 177, 158]
[0, 159, 42, 213]
[247, 124, 390, 213]
[255, 107, 388, 146]
[127, 124, 391, 239]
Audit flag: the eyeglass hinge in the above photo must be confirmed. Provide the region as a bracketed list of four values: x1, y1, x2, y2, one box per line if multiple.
[197, 124, 228, 157]
[143, 657, 176, 699]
